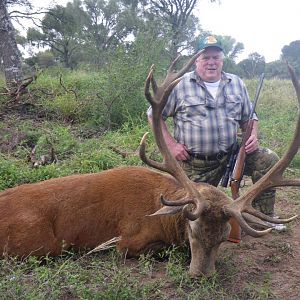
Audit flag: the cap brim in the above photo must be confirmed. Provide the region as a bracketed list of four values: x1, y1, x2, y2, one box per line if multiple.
[199, 45, 223, 52]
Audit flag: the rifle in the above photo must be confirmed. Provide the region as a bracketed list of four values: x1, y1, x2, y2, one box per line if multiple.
[226, 73, 265, 243]
[220, 141, 239, 188]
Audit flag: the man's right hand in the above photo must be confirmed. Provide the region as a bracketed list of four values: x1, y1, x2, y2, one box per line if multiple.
[168, 141, 190, 161]
[148, 116, 190, 161]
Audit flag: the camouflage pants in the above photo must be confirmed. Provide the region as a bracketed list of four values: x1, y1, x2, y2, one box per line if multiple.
[180, 148, 279, 216]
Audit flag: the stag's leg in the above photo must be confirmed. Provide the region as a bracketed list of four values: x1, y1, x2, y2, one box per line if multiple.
[116, 220, 170, 257]
[244, 147, 279, 216]
[1, 218, 63, 257]
[117, 237, 168, 257]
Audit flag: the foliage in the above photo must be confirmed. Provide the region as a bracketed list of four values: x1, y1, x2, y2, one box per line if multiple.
[27, 3, 85, 69]
[245, 78, 300, 167]
[238, 52, 266, 79]
[2, 0, 300, 82]
[25, 50, 56, 69]
[215, 35, 244, 61]
[282, 40, 300, 75]
[264, 60, 289, 79]
[81, 0, 138, 66]
[30, 34, 170, 129]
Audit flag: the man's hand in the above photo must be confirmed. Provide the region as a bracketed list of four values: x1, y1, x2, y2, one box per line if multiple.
[245, 134, 258, 154]
[243, 120, 259, 154]
[148, 116, 190, 161]
[168, 141, 190, 161]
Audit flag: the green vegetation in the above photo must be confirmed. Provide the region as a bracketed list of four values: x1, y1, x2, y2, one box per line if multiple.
[248, 78, 300, 167]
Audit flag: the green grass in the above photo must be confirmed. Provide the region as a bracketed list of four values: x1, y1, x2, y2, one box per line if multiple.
[246, 78, 300, 167]
[0, 251, 165, 299]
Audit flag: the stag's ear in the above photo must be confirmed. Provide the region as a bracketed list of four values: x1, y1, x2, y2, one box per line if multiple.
[147, 206, 183, 217]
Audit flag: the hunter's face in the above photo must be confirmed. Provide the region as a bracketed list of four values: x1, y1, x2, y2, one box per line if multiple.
[196, 48, 224, 82]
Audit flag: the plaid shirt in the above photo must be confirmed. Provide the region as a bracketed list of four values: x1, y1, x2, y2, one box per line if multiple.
[147, 70, 254, 155]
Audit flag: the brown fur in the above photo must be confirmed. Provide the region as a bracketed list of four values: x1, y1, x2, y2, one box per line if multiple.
[0, 167, 190, 258]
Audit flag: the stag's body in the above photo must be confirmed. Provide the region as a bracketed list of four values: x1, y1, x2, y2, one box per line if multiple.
[0, 166, 230, 271]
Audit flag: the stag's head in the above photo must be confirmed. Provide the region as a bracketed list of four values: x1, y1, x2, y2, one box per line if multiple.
[140, 54, 299, 277]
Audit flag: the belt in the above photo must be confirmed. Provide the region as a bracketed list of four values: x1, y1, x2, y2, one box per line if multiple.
[189, 151, 228, 161]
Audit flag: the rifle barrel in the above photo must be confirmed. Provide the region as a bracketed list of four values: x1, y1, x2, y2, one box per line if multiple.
[250, 73, 265, 118]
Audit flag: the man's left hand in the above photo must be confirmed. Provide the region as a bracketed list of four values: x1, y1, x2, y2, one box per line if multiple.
[245, 134, 258, 154]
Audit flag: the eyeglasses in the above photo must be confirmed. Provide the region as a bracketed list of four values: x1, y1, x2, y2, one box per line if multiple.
[199, 55, 223, 62]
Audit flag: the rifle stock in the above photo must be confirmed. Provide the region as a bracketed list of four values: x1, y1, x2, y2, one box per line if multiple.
[230, 118, 255, 195]
[228, 118, 256, 243]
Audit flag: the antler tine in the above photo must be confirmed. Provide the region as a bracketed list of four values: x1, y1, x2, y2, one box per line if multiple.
[166, 55, 181, 73]
[163, 52, 202, 86]
[139, 132, 168, 173]
[144, 66, 155, 105]
[145, 64, 174, 114]
[223, 62, 300, 236]
[160, 194, 205, 221]
[229, 209, 273, 237]
[244, 206, 298, 224]
[176, 51, 203, 78]
[149, 65, 159, 96]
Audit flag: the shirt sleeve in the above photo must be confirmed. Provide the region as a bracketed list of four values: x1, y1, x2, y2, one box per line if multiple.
[146, 88, 178, 120]
[240, 79, 259, 122]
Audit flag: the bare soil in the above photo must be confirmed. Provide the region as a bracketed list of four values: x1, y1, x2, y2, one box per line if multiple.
[220, 185, 300, 299]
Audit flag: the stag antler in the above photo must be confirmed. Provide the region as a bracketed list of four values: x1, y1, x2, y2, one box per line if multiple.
[223, 62, 299, 234]
[140, 53, 210, 219]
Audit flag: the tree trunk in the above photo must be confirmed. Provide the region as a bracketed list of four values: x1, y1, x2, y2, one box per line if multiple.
[0, 0, 23, 89]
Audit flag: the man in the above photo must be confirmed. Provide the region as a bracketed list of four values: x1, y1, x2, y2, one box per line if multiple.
[147, 35, 285, 235]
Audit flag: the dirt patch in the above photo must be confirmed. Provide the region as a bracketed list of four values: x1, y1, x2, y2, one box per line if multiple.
[0, 127, 29, 153]
[242, 187, 299, 299]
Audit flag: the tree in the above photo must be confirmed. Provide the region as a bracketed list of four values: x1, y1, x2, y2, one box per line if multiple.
[147, 0, 199, 59]
[80, 0, 138, 66]
[0, 0, 23, 88]
[238, 52, 265, 79]
[216, 35, 244, 61]
[25, 50, 56, 68]
[26, 0, 139, 68]
[282, 40, 300, 75]
[264, 60, 288, 79]
[27, 3, 85, 69]
[139, 0, 218, 60]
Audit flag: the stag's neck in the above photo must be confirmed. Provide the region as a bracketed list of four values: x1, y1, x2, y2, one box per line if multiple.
[159, 212, 189, 245]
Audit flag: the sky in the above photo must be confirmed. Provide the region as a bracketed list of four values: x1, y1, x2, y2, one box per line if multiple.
[28, 0, 300, 63]
[196, 0, 300, 62]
